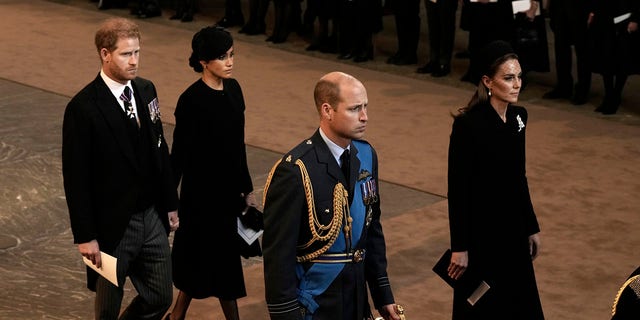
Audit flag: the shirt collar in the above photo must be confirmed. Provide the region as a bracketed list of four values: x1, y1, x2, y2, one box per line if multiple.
[100, 69, 132, 98]
[319, 128, 350, 164]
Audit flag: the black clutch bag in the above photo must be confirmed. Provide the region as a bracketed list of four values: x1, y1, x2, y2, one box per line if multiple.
[239, 206, 264, 232]
[237, 198, 263, 259]
[433, 249, 490, 305]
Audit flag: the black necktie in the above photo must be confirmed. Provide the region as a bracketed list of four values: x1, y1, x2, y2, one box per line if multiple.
[120, 86, 138, 129]
[340, 149, 350, 189]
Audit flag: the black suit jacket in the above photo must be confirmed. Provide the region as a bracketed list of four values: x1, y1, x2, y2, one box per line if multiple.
[62, 74, 178, 261]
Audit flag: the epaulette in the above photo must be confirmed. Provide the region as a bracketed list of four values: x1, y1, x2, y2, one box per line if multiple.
[262, 138, 314, 206]
[282, 139, 314, 164]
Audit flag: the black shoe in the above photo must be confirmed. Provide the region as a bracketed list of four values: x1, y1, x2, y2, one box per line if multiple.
[240, 23, 266, 35]
[169, 12, 182, 20]
[386, 53, 400, 64]
[338, 53, 354, 60]
[392, 55, 417, 66]
[181, 14, 193, 22]
[542, 87, 572, 100]
[600, 95, 621, 114]
[216, 16, 244, 28]
[271, 35, 288, 44]
[318, 43, 338, 54]
[416, 62, 436, 74]
[570, 94, 587, 105]
[306, 44, 321, 51]
[431, 64, 451, 78]
[571, 86, 589, 105]
[386, 52, 404, 64]
[138, 7, 161, 19]
[353, 55, 370, 63]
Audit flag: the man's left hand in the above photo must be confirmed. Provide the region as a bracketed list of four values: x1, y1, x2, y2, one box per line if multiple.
[378, 304, 402, 320]
[168, 210, 179, 231]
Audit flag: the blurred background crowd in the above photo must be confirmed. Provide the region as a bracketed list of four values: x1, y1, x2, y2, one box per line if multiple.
[92, 0, 639, 115]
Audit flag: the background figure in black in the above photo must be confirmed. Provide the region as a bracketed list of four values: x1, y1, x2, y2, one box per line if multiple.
[587, 0, 639, 115]
[132, 0, 162, 18]
[454, 0, 472, 59]
[611, 266, 640, 320]
[386, 0, 420, 66]
[543, 0, 592, 105]
[511, 0, 550, 89]
[303, 0, 339, 53]
[95, 0, 127, 10]
[167, 26, 257, 320]
[169, 0, 195, 22]
[240, 0, 270, 35]
[417, 0, 459, 77]
[216, 0, 245, 28]
[337, 0, 383, 63]
[460, 0, 514, 85]
[266, 0, 302, 43]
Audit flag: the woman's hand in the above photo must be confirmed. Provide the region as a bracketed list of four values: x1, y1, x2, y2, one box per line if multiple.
[449, 251, 468, 280]
[529, 233, 541, 260]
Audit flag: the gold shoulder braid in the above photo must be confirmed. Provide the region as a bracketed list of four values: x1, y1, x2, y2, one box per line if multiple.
[262, 157, 351, 263]
[611, 274, 640, 316]
[262, 158, 282, 207]
[295, 159, 350, 262]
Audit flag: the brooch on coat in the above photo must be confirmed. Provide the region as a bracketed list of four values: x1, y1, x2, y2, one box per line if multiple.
[516, 114, 525, 132]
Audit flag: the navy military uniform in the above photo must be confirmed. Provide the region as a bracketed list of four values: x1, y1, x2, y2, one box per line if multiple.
[611, 266, 640, 320]
[262, 130, 395, 320]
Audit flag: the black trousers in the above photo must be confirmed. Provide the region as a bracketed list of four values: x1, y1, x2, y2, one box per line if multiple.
[94, 206, 173, 320]
[550, 8, 591, 94]
[425, 0, 458, 66]
[391, 0, 420, 58]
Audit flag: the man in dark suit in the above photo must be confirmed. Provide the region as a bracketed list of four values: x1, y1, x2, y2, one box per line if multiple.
[543, 0, 592, 105]
[62, 17, 179, 320]
[262, 72, 402, 320]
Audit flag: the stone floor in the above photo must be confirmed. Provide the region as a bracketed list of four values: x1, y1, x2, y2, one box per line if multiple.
[1, 1, 640, 319]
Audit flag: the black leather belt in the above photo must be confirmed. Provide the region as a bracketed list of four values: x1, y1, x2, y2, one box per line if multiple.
[310, 249, 365, 263]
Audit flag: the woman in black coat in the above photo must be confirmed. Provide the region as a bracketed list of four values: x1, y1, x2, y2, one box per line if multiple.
[167, 26, 257, 320]
[588, 0, 639, 115]
[447, 41, 544, 319]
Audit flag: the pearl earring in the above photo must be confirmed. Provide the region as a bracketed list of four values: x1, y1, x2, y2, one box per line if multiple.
[488, 89, 492, 96]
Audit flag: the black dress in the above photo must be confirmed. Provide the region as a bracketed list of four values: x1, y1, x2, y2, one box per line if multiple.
[170, 78, 254, 299]
[447, 103, 544, 319]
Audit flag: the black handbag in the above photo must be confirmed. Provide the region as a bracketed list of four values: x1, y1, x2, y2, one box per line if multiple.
[237, 205, 263, 259]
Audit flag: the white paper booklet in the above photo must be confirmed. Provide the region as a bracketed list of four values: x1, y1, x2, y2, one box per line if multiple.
[83, 251, 118, 287]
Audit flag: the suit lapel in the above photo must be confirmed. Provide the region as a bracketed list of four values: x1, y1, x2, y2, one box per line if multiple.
[93, 76, 137, 168]
[132, 79, 159, 150]
[311, 132, 342, 183]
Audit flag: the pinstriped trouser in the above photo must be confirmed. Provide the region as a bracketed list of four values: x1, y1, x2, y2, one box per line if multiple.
[94, 206, 173, 320]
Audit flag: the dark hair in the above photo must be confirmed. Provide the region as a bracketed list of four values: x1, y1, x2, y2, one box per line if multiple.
[454, 41, 518, 117]
[188, 26, 233, 72]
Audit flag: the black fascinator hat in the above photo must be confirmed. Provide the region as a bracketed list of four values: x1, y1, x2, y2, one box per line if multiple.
[188, 26, 233, 72]
[478, 40, 517, 77]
